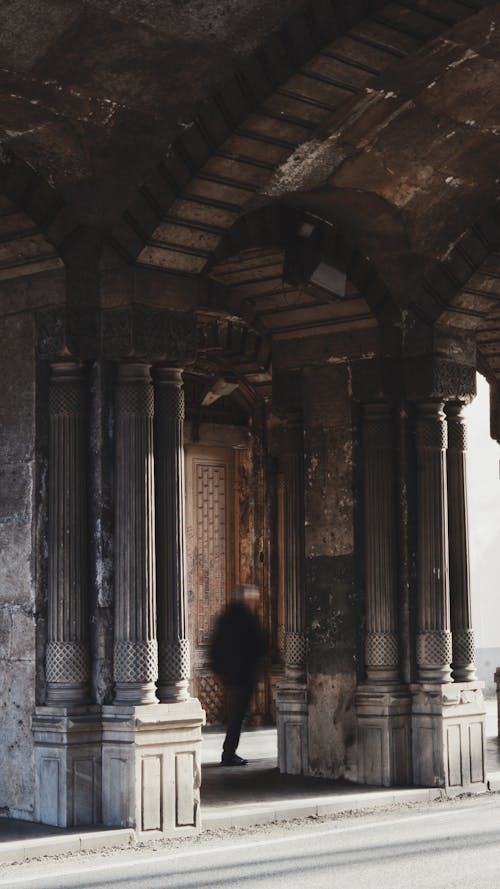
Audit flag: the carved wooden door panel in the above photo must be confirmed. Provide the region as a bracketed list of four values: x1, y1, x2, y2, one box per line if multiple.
[185, 446, 236, 723]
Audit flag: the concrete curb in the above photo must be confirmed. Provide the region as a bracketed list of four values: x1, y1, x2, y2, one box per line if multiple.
[0, 829, 134, 865]
[201, 787, 444, 829]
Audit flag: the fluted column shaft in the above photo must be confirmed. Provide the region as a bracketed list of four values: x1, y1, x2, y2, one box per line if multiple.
[155, 367, 190, 702]
[415, 401, 452, 683]
[283, 414, 306, 681]
[113, 363, 158, 705]
[363, 403, 399, 683]
[446, 401, 477, 681]
[46, 362, 89, 705]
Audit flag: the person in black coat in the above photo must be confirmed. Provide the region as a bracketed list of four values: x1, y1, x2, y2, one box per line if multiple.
[210, 584, 267, 766]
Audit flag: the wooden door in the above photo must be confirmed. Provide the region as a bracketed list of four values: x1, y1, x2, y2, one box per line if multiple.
[185, 446, 236, 723]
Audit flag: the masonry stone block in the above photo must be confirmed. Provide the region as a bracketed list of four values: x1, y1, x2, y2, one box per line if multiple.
[411, 682, 487, 794]
[102, 700, 204, 836]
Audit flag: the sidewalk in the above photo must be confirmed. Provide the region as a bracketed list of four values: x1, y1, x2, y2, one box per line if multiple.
[1, 699, 499, 865]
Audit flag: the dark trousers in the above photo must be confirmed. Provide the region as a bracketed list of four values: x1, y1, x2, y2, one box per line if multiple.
[222, 682, 254, 756]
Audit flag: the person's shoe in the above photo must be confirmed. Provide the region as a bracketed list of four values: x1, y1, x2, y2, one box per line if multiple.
[220, 753, 248, 766]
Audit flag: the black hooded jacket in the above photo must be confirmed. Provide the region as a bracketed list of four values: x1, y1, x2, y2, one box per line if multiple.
[209, 601, 267, 687]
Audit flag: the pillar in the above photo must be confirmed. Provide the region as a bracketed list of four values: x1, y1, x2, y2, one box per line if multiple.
[411, 400, 486, 794]
[446, 402, 477, 682]
[113, 362, 158, 705]
[102, 361, 204, 836]
[415, 401, 452, 684]
[155, 367, 190, 703]
[356, 403, 410, 786]
[276, 413, 308, 775]
[33, 361, 101, 828]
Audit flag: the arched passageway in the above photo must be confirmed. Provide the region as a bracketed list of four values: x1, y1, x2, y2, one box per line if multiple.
[0, 0, 499, 836]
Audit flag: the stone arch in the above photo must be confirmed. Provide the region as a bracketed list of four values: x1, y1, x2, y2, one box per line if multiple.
[203, 202, 393, 324]
[112, 0, 489, 276]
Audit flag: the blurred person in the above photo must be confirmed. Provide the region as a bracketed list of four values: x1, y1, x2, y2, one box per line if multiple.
[210, 584, 267, 766]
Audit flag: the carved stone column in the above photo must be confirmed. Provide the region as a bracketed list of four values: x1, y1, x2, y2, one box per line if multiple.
[276, 413, 308, 775]
[113, 362, 158, 705]
[46, 361, 90, 704]
[362, 404, 399, 684]
[33, 361, 102, 829]
[102, 361, 204, 837]
[154, 367, 190, 703]
[446, 402, 477, 682]
[415, 401, 452, 684]
[411, 399, 485, 794]
[356, 403, 410, 787]
[283, 414, 306, 681]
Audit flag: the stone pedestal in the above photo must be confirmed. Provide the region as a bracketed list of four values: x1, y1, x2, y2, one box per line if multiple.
[356, 686, 411, 786]
[411, 682, 486, 794]
[102, 700, 204, 836]
[276, 681, 308, 775]
[32, 707, 102, 827]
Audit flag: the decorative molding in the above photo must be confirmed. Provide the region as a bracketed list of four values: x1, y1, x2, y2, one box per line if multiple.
[36, 306, 197, 363]
[405, 358, 476, 402]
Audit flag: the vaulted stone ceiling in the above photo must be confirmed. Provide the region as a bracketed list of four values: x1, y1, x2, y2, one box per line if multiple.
[1, 0, 500, 417]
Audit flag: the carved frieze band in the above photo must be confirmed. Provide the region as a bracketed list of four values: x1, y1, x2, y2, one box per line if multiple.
[36, 306, 197, 363]
[416, 630, 453, 666]
[114, 640, 158, 684]
[285, 632, 306, 668]
[365, 632, 399, 668]
[404, 358, 476, 402]
[46, 641, 89, 684]
[158, 639, 191, 684]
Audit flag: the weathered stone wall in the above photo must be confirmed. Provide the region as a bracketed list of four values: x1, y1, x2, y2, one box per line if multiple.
[0, 269, 65, 819]
[302, 364, 361, 780]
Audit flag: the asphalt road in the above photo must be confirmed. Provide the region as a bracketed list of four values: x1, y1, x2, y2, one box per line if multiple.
[2, 796, 500, 889]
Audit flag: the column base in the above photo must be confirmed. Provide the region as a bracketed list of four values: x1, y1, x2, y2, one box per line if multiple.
[276, 680, 308, 775]
[356, 684, 411, 787]
[411, 681, 487, 794]
[32, 706, 102, 828]
[102, 698, 205, 836]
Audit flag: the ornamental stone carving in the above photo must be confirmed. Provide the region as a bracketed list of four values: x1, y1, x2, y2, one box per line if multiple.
[285, 632, 306, 668]
[405, 358, 476, 403]
[114, 640, 159, 685]
[158, 639, 191, 685]
[103, 307, 197, 363]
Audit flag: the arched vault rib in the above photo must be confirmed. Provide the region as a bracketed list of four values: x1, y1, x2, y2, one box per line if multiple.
[0, 147, 81, 266]
[114, 0, 493, 280]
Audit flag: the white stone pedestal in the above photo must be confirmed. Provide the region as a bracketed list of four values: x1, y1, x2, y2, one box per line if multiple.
[32, 706, 102, 827]
[276, 681, 308, 775]
[356, 685, 411, 786]
[411, 681, 486, 794]
[102, 699, 205, 836]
